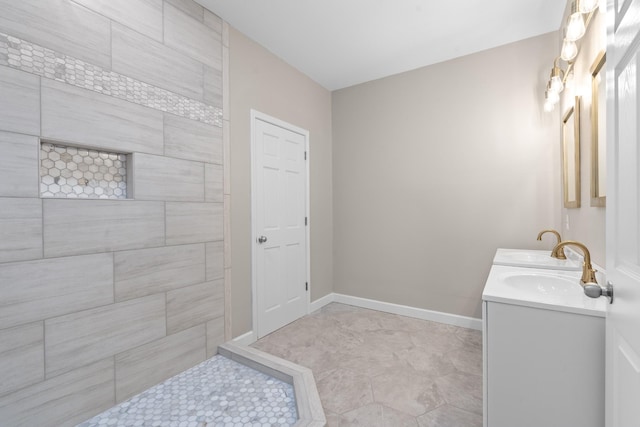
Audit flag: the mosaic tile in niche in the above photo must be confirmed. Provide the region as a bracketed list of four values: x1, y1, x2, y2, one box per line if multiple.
[40, 142, 127, 199]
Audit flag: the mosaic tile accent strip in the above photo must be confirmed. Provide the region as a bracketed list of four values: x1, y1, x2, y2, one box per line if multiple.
[78, 355, 298, 427]
[0, 32, 222, 127]
[40, 142, 127, 199]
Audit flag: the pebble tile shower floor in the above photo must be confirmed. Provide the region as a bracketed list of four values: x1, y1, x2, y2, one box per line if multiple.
[77, 355, 297, 427]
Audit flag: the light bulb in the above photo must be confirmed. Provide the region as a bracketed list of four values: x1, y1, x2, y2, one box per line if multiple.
[566, 12, 586, 41]
[561, 39, 578, 61]
[578, 0, 599, 13]
[544, 99, 555, 112]
[546, 89, 560, 104]
[550, 75, 564, 93]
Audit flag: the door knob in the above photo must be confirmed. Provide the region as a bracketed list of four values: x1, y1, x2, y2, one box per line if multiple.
[583, 281, 614, 304]
[257, 235, 267, 244]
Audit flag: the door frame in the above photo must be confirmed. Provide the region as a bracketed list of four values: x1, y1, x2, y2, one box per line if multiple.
[250, 109, 311, 339]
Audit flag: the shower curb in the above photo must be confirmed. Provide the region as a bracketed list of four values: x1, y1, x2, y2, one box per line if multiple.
[218, 343, 326, 427]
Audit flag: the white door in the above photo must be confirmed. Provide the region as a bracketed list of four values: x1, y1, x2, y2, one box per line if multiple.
[606, 0, 640, 425]
[251, 111, 309, 339]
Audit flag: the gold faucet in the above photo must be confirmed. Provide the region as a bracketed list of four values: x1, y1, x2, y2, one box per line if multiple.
[537, 229, 566, 259]
[551, 240, 598, 284]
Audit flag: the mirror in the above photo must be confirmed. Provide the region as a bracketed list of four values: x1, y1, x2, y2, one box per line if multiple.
[563, 97, 581, 208]
[590, 51, 606, 207]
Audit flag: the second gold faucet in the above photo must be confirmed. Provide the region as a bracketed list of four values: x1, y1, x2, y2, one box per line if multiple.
[537, 229, 566, 259]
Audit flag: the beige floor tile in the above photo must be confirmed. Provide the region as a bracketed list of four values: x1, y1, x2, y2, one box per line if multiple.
[316, 368, 373, 414]
[251, 303, 483, 424]
[417, 404, 482, 427]
[340, 403, 418, 427]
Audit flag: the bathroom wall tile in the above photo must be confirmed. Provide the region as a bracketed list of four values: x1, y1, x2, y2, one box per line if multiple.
[0, 67, 40, 135]
[0, 253, 113, 330]
[41, 79, 164, 155]
[112, 24, 204, 100]
[115, 325, 206, 401]
[206, 241, 224, 281]
[224, 268, 232, 341]
[164, 113, 222, 164]
[164, 3, 222, 69]
[71, 0, 163, 42]
[166, 280, 224, 334]
[0, 132, 38, 197]
[133, 153, 204, 202]
[203, 9, 223, 33]
[115, 243, 206, 302]
[43, 199, 165, 257]
[222, 21, 229, 48]
[223, 194, 231, 268]
[204, 66, 223, 108]
[0, 0, 111, 68]
[0, 198, 42, 264]
[45, 295, 166, 377]
[0, 358, 114, 427]
[165, 0, 204, 22]
[222, 46, 229, 120]
[206, 316, 225, 358]
[205, 163, 223, 202]
[166, 202, 223, 245]
[223, 119, 230, 194]
[0, 322, 43, 397]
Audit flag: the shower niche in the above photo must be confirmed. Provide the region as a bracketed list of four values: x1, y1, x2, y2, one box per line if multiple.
[40, 142, 130, 199]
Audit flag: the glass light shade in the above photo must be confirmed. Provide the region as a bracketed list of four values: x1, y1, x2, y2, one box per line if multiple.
[550, 75, 564, 93]
[561, 39, 578, 61]
[546, 89, 560, 104]
[566, 12, 586, 41]
[544, 99, 555, 112]
[578, 0, 599, 13]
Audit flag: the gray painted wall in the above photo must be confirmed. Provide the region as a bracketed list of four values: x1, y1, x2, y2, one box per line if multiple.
[332, 32, 561, 319]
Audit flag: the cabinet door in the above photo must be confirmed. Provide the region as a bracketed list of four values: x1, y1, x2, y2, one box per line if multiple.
[485, 302, 604, 427]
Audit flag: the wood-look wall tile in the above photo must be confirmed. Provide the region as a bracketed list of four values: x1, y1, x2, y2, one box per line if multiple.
[206, 241, 224, 281]
[222, 45, 229, 120]
[41, 79, 164, 155]
[0, 0, 111, 68]
[134, 153, 204, 202]
[0, 67, 40, 136]
[0, 253, 113, 330]
[206, 316, 224, 358]
[205, 163, 223, 203]
[223, 194, 231, 269]
[115, 325, 206, 401]
[164, 0, 204, 22]
[166, 280, 224, 334]
[0, 322, 43, 397]
[224, 267, 232, 341]
[43, 199, 165, 258]
[112, 24, 204, 100]
[166, 202, 223, 245]
[203, 9, 222, 33]
[115, 243, 206, 302]
[0, 358, 114, 427]
[71, 0, 163, 42]
[0, 132, 38, 197]
[164, 113, 222, 164]
[163, 3, 222, 69]
[45, 295, 166, 378]
[0, 198, 42, 264]
[223, 119, 230, 194]
[203, 66, 222, 109]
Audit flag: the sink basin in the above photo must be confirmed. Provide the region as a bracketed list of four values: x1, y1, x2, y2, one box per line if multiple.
[482, 265, 605, 317]
[493, 248, 582, 271]
[502, 272, 582, 296]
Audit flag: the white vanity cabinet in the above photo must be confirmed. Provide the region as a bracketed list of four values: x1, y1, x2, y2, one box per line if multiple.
[483, 301, 604, 427]
[482, 261, 606, 427]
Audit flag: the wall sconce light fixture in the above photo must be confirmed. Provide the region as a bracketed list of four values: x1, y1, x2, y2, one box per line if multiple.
[544, 0, 599, 112]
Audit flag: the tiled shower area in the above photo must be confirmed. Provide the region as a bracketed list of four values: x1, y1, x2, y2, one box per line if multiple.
[0, 1, 232, 425]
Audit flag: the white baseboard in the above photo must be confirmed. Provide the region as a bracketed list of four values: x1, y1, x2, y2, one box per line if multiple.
[231, 330, 257, 346]
[331, 293, 482, 330]
[309, 293, 335, 312]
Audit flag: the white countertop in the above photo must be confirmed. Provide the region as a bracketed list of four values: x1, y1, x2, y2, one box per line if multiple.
[492, 248, 582, 271]
[482, 264, 606, 317]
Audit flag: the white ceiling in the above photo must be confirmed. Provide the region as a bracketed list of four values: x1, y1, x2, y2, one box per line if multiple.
[195, 0, 565, 91]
